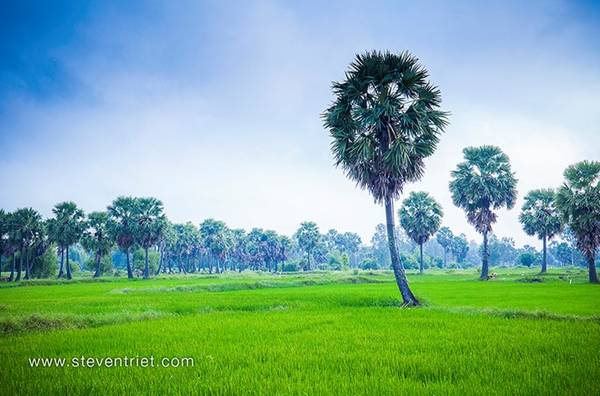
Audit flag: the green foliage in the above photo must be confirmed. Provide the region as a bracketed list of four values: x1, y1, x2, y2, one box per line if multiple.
[294, 222, 322, 270]
[519, 189, 562, 240]
[449, 146, 517, 234]
[133, 249, 159, 275]
[323, 51, 448, 203]
[450, 234, 469, 263]
[84, 255, 113, 275]
[555, 161, 600, 279]
[399, 191, 442, 245]
[30, 246, 58, 278]
[517, 251, 538, 268]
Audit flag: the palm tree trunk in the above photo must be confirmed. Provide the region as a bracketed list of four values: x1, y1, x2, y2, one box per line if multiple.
[419, 243, 424, 274]
[66, 245, 72, 280]
[58, 247, 64, 278]
[144, 247, 149, 279]
[94, 252, 101, 278]
[541, 234, 547, 273]
[587, 253, 598, 283]
[481, 231, 489, 280]
[156, 247, 163, 275]
[16, 247, 23, 281]
[126, 248, 133, 279]
[385, 197, 419, 306]
[9, 253, 16, 281]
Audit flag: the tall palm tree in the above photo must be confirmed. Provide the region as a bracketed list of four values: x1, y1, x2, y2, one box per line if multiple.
[82, 211, 113, 278]
[50, 202, 86, 280]
[519, 189, 563, 273]
[555, 161, 600, 283]
[399, 192, 443, 273]
[108, 197, 137, 279]
[11, 208, 43, 281]
[0, 209, 8, 277]
[133, 197, 166, 279]
[449, 146, 517, 280]
[323, 51, 448, 305]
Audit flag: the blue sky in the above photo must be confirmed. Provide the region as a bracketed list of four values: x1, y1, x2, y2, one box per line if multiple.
[1, 0, 599, 247]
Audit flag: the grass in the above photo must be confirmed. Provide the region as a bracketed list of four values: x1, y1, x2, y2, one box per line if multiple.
[0, 268, 598, 395]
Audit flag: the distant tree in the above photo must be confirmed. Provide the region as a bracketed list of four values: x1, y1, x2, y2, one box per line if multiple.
[450, 234, 469, 265]
[52, 202, 85, 280]
[519, 189, 563, 273]
[108, 197, 137, 279]
[81, 211, 113, 278]
[0, 210, 8, 277]
[11, 208, 44, 281]
[449, 146, 517, 279]
[156, 221, 174, 275]
[294, 222, 321, 270]
[133, 198, 166, 279]
[199, 219, 230, 273]
[487, 235, 518, 267]
[323, 51, 448, 305]
[436, 227, 454, 267]
[555, 161, 600, 283]
[517, 250, 537, 268]
[398, 192, 443, 273]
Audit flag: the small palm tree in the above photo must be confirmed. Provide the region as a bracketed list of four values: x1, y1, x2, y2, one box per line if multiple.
[50, 202, 86, 280]
[134, 198, 166, 279]
[449, 146, 517, 280]
[82, 211, 113, 278]
[555, 161, 600, 283]
[519, 189, 562, 273]
[323, 51, 448, 306]
[399, 192, 442, 273]
[108, 197, 137, 279]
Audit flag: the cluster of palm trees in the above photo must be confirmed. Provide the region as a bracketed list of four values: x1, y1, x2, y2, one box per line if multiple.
[0, 198, 365, 281]
[324, 50, 600, 305]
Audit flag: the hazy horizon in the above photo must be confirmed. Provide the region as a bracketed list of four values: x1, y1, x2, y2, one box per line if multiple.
[1, 0, 599, 247]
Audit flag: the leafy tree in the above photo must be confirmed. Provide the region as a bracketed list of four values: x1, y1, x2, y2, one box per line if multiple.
[398, 192, 442, 273]
[449, 146, 517, 279]
[435, 227, 453, 267]
[555, 161, 600, 283]
[323, 51, 448, 305]
[133, 198, 166, 279]
[519, 189, 563, 273]
[450, 234, 469, 265]
[294, 222, 321, 271]
[107, 197, 137, 279]
[487, 235, 517, 267]
[82, 211, 113, 278]
[517, 251, 537, 267]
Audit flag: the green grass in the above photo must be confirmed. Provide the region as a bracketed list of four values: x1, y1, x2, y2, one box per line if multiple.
[0, 268, 598, 395]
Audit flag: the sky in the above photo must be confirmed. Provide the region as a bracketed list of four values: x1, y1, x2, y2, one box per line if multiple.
[1, 0, 599, 248]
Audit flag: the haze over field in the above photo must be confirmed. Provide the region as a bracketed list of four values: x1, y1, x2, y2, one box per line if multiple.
[1, 0, 599, 247]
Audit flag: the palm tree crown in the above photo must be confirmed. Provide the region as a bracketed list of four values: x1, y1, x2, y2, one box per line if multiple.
[323, 50, 449, 203]
[399, 191, 443, 245]
[449, 145, 517, 234]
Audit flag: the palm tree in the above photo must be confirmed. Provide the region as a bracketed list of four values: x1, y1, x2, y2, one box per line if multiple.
[555, 161, 600, 283]
[323, 51, 448, 305]
[199, 219, 230, 273]
[436, 226, 453, 267]
[0, 209, 8, 277]
[399, 192, 443, 273]
[133, 198, 166, 279]
[519, 189, 563, 273]
[108, 197, 137, 279]
[82, 211, 113, 278]
[449, 146, 517, 280]
[11, 208, 43, 281]
[49, 202, 86, 280]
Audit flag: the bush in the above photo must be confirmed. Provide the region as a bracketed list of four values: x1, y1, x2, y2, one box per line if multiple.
[30, 248, 58, 278]
[84, 255, 114, 275]
[360, 258, 379, 270]
[133, 249, 159, 274]
[282, 261, 299, 272]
